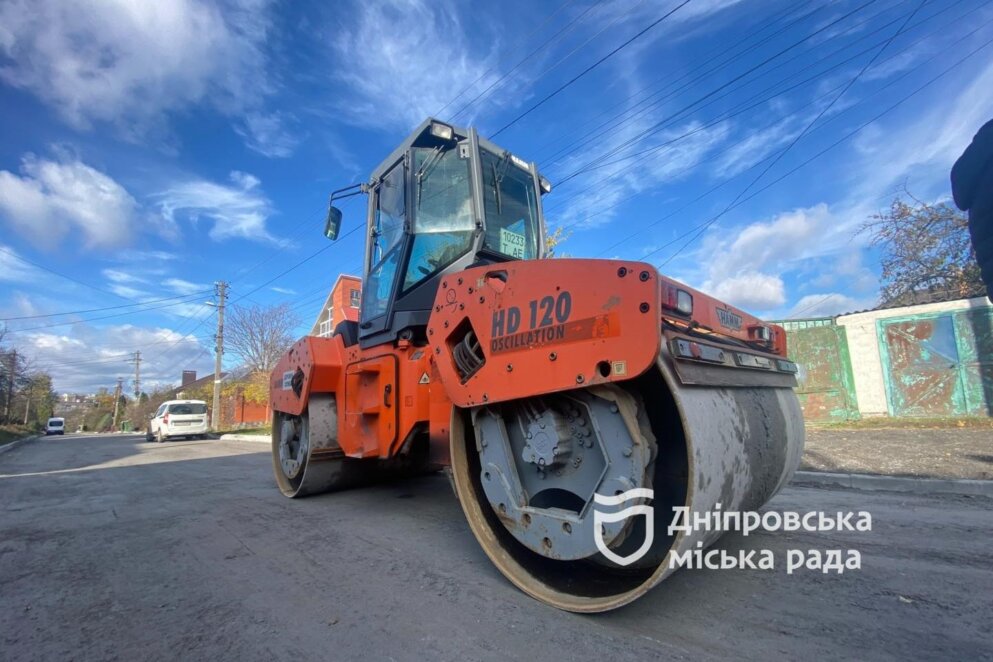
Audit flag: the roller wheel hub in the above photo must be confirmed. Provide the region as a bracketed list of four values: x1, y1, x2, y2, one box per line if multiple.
[470, 384, 656, 561]
[278, 416, 308, 480]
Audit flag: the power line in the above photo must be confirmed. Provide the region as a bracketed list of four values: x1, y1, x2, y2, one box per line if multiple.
[449, 0, 605, 123]
[553, 0, 882, 185]
[462, 0, 652, 127]
[435, 0, 578, 117]
[0, 290, 212, 322]
[3, 294, 211, 334]
[647, 32, 993, 268]
[544, 0, 930, 187]
[533, 0, 828, 168]
[0, 245, 132, 301]
[658, 0, 929, 268]
[490, 0, 693, 138]
[546, 0, 982, 242]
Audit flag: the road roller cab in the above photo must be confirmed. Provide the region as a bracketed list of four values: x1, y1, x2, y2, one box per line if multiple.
[269, 118, 804, 612]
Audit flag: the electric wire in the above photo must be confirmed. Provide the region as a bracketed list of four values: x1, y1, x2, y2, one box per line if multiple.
[490, 0, 694, 138]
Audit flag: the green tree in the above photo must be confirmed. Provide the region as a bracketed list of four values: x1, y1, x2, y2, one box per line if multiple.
[17, 373, 56, 428]
[862, 192, 985, 305]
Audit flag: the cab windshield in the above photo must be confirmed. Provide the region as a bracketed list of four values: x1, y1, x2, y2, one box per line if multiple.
[403, 146, 474, 293]
[480, 149, 539, 260]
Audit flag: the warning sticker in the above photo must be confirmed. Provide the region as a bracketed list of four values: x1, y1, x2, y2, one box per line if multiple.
[499, 227, 526, 258]
[418, 372, 431, 384]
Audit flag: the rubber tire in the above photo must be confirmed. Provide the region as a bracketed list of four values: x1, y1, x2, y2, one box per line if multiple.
[156, 429, 165, 443]
[145, 431, 154, 442]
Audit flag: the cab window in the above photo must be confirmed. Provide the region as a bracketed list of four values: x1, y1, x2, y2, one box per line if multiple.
[362, 163, 406, 322]
[402, 146, 474, 292]
[480, 150, 539, 260]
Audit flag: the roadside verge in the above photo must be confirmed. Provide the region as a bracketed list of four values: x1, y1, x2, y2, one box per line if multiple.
[792, 470, 993, 497]
[0, 433, 40, 456]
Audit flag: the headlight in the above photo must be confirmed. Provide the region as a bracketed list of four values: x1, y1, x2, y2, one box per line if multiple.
[429, 121, 454, 141]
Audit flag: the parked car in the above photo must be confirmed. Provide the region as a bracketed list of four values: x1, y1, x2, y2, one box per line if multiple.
[146, 400, 209, 442]
[45, 417, 65, 435]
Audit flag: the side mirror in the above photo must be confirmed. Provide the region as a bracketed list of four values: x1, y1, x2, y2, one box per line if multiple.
[324, 205, 342, 241]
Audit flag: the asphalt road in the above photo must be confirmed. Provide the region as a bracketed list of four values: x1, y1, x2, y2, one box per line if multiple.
[1, 433, 991, 661]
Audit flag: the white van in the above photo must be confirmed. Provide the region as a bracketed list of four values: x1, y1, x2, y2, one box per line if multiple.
[45, 417, 65, 435]
[146, 400, 209, 442]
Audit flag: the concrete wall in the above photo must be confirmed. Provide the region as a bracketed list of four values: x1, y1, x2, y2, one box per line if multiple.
[835, 296, 992, 417]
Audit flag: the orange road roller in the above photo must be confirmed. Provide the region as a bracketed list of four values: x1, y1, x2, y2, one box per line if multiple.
[269, 118, 804, 612]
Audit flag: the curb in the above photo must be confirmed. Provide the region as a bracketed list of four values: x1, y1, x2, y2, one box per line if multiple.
[220, 433, 269, 444]
[0, 434, 41, 456]
[792, 470, 993, 497]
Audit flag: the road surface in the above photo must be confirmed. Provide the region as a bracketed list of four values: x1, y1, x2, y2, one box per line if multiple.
[1, 433, 991, 660]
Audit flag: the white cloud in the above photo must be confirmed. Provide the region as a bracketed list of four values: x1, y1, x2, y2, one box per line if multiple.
[270, 286, 296, 295]
[164, 278, 208, 295]
[705, 204, 831, 285]
[595, 0, 744, 49]
[113, 250, 180, 263]
[20, 324, 209, 393]
[714, 116, 800, 178]
[709, 272, 786, 310]
[0, 154, 137, 249]
[678, 204, 876, 314]
[235, 111, 300, 158]
[102, 269, 145, 285]
[154, 170, 280, 244]
[788, 293, 868, 318]
[329, 0, 500, 130]
[845, 58, 993, 205]
[548, 115, 730, 229]
[0, 244, 46, 283]
[808, 251, 877, 292]
[0, 0, 276, 145]
[99, 268, 151, 299]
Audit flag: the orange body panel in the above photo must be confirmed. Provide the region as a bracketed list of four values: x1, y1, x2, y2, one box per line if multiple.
[270, 259, 790, 464]
[270, 336, 346, 417]
[658, 275, 788, 356]
[343, 355, 397, 457]
[270, 335, 447, 461]
[426, 259, 663, 408]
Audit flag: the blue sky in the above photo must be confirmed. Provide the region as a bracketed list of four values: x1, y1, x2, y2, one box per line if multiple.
[1, 0, 992, 393]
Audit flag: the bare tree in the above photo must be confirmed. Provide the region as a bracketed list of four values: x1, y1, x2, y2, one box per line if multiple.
[224, 303, 300, 374]
[1, 326, 34, 424]
[545, 226, 571, 258]
[861, 190, 985, 305]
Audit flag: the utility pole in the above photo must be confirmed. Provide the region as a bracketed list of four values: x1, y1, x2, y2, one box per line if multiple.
[129, 350, 142, 400]
[210, 282, 228, 431]
[111, 377, 123, 432]
[3, 349, 15, 422]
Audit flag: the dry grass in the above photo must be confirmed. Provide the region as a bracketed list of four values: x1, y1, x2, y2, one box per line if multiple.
[808, 416, 993, 431]
[0, 424, 37, 446]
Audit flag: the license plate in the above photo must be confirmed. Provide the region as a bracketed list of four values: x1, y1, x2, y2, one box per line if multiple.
[174, 421, 191, 426]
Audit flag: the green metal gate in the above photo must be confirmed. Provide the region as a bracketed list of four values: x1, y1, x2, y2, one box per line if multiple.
[878, 307, 993, 417]
[783, 323, 860, 422]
